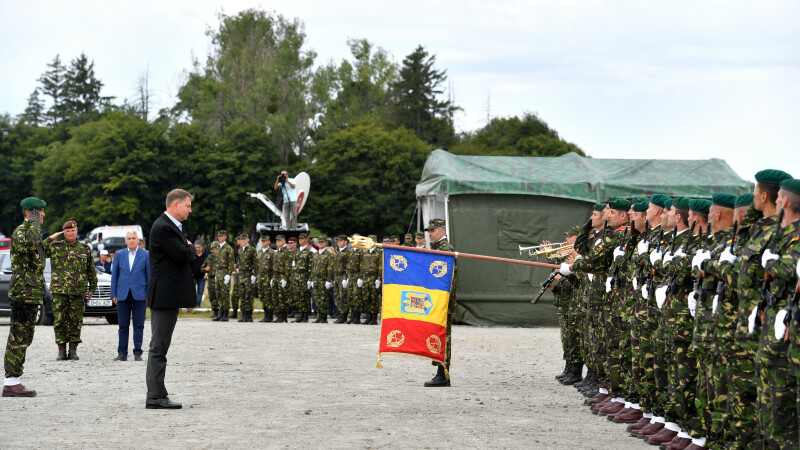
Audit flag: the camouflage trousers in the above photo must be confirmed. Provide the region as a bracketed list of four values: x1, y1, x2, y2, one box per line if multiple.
[564, 313, 583, 366]
[709, 349, 731, 444]
[236, 275, 255, 313]
[362, 276, 381, 315]
[444, 293, 457, 369]
[726, 349, 763, 449]
[606, 315, 626, 396]
[665, 340, 701, 435]
[207, 274, 218, 311]
[757, 357, 798, 449]
[230, 275, 240, 312]
[215, 274, 231, 312]
[273, 279, 289, 313]
[334, 277, 349, 315]
[4, 304, 38, 378]
[653, 336, 671, 417]
[694, 348, 713, 437]
[52, 293, 86, 344]
[312, 282, 331, 315]
[347, 281, 363, 315]
[258, 278, 272, 311]
[292, 279, 311, 313]
[636, 324, 658, 412]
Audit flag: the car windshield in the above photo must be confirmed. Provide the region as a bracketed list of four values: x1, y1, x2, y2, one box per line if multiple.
[0, 253, 9, 272]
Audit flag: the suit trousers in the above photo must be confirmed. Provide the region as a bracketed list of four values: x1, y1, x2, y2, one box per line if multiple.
[146, 308, 179, 400]
[117, 292, 146, 356]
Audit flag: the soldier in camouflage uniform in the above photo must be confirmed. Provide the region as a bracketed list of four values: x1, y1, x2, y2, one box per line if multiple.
[230, 236, 242, 319]
[235, 235, 257, 322]
[212, 230, 235, 322]
[423, 219, 457, 387]
[415, 231, 426, 249]
[46, 220, 97, 361]
[291, 233, 313, 323]
[256, 235, 274, 322]
[549, 228, 583, 385]
[346, 239, 364, 324]
[3, 197, 48, 397]
[271, 235, 291, 323]
[333, 235, 352, 324]
[311, 237, 334, 323]
[404, 233, 414, 247]
[205, 242, 220, 319]
[360, 235, 382, 325]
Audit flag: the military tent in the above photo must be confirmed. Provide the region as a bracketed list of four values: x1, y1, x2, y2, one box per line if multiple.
[415, 150, 754, 326]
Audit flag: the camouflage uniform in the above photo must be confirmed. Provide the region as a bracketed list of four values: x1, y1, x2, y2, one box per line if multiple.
[346, 248, 363, 319]
[5, 219, 46, 379]
[360, 246, 383, 316]
[256, 246, 274, 315]
[205, 246, 218, 312]
[291, 245, 313, 314]
[272, 246, 292, 316]
[430, 235, 457, 369]
[45, 239, 97, 345]
[333, 246, 351, 319]
[311, 248, 334, 316]
[236, 244, 257, 315]
[215, 242, 235, 314]
[552, 272, 582, 366]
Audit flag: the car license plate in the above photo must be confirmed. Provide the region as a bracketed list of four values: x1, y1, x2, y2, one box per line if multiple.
[88, 299, 113, 307]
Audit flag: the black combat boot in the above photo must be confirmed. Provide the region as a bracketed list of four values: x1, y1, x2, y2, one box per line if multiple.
[245, 311, 253, 322]
[230, 310, 238, 320]
[360, 312, 372, 324]
[335, 313, 347, 324]
[57, 343, 67, 361]
[314, 313, 324, 323]
[560, 363, 584, 385]
[293, 312, 304, 323]
[555, 361, 570, 381]
[575, 369, 594, 389]
[259, 310, 271, 322]
[210, 308, 219, 320]
[318, 313, 328, 323]
[300, 312, 309, 323]
[68, 342, 80, 361]
[367, 314, 378, 325]
[238, 311, 247, 322]
[348, 312, 360, 324]
[423, 364, 450, 387]
[219, 309, 229, 322]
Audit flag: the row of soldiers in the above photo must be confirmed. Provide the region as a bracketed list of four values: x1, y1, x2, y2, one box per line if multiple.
[200, 230, 426, 324]
[547, 169, 800, 449]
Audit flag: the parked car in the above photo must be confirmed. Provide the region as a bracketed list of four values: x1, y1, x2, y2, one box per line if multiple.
[0, 249, 117, 325]
[0, 238, 10, 250]
[99, 237, 127, 256]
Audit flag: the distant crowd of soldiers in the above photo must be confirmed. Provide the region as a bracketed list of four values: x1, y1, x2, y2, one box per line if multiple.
[547, 169, 800, 449]
[201, 231, 427, 324]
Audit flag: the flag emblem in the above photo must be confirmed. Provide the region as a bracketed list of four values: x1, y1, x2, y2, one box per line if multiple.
[386, 330, 405, 348]
[400, 291, 433, 315]
[390, 254, 408, 272]
[429, 260, 448, 278]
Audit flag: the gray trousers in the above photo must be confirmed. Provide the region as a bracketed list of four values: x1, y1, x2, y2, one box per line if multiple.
[146, 308, 179, 400]
[282, 201, 297, 230]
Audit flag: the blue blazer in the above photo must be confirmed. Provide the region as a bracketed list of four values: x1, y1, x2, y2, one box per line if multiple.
[110, 248, 150, 301]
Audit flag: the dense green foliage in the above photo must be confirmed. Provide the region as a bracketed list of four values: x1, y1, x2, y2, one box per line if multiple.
[0, 8, 585, 240]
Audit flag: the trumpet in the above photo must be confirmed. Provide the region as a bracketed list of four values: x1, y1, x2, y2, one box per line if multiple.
[534, 244, 574, 257]
[518, 241, 567, 255]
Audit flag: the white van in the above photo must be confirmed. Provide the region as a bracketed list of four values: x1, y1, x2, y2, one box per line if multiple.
[87, 225, 143, 256]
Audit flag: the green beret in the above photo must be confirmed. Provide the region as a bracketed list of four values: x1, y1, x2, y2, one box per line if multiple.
[755, 169, 793, 185]
[369, 234, 378, 241]
[649, 194, 672, 209]
[592, 203, 605, 212]
[635, 197, 649, 204]
[735, 193, 754, 207]
[298, 232, 308, 239]
[633, 201, 648, 213]
[415, 231, 425, 238]
[609, 198, 631, 211]
[780, 179, 800, 195]
[217, 230, 227, 236]
[337, 234, 348, 241]
[424, 218, 446, 231]
[689, 199, 712, 215]
[260, 235, 270, 241]
[712, 193, 737, 209]
[564, 225, 582, 237]
[275, 234, 286, 240]
[664, 199, 673, 210]
[672, 197, 692, 211]
[20, 197, 46, 210]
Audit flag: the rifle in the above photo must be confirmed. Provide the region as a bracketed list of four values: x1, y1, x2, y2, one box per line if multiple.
[645, 226, 665, 298]
[532, 270, 559, 305]
[635, 219, 650, 288]
[691, 224, 708, 306]
[610, 224, 630, 290]
[786, 280, 800, 343]
[667, 220, 697, 295]
[712, 220, 739, 315]
[757, 208, 785, 327]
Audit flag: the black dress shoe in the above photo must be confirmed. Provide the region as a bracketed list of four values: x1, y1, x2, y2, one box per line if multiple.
[134, 355, 143, 361]
[146, 397, 182, 409]
[114, 354, 127, 361]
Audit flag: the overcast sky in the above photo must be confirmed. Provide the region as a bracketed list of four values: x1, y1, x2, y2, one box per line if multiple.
[2, 0, 798, 183]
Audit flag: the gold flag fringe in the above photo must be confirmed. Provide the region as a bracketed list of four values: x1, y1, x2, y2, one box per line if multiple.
[376, 352, 449, 378]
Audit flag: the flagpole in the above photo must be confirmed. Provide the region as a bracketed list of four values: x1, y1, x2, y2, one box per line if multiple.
[366, 242, 561, 270]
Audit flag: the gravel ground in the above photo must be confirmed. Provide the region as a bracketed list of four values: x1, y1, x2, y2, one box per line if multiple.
[0, 317, 649, 449]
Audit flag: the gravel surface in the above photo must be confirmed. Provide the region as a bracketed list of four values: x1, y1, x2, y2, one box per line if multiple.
[0, 317, 649, 449]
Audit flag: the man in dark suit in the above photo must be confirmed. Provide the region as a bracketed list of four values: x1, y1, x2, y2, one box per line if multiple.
[145, 189, 197, 409]
[111, 231, 150, 361]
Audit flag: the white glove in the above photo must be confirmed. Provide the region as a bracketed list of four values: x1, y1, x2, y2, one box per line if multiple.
[307, 280, 313, 289]
[673, 248, 687, 259]
[641, 285, 649, 299]
[719, 247, 736, 265]
[559, 263, 573, 276]
[251, 275, 256, 284]
[650, 250, 663, 265]
[748, 306, 758, 334]
[711, 295, 719, 314]
[691, 250, 711, 270]
[632, 277, 639, 290]
[375, 280, 381, 289]
[270, 278, 274, 287]
[357, 278, 363, 288]
[688, 292, 697, 317]
[587, 273, 594, 282]
[775, 310, 788, 340]
[224, 274, 231, 285]
[663, 251, 674, 264]
[342, 279, 349, 289]
[325, 281, 331, 289]
[761, 249, 779, 269]
[637, 240, 649, 255]
[797, 259, 800, 279]
[280, 279, 287, 288]
[613, 246, 625, 260]
[605, 277, 613, 293]
[655, 286, 668, 309]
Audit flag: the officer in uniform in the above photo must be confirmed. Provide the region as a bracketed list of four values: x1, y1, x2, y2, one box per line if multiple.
[423, 218, 457, 387]
[3, 197, 48, 397]
[346, 236, 364, 324]
[212, 230, 235, 322]
[403, 233, 414, 247]
[45, 220, 97, 360]
[415, 231, 426, 248]
[205, 241, 220, 319]
[256, 235, 274, 322]
[311, 237, 334, 323]
[360, 234, 382, 325]
[292, 233, 313, 322]
[333, 235, 351, 324]
[235, 234, 257, 322]
[272, 235, 291, 323]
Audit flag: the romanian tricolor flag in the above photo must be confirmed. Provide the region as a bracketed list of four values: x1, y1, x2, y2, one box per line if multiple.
[378, 247, 454, 370]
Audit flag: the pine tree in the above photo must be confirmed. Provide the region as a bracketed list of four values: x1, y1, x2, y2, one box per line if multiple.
[65, 52, 105, 115]
[22, 88, 46, 126]
[38, 54, 68, 124]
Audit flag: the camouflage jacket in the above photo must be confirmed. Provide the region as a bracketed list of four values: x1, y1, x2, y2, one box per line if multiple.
[46, 240, 97, 295]
[333, 247, 350, 279]
[8, 220, 47, 303]
[631, 224, 664, 331]
[690, 229, 731, 349]
[272, 246, 292, 280]
[701, 226, 742, 353]
[216, 242, 235, 276]
[651, 228, 690, 340]
[431, 236, 457, 298]
[236, 245, 257, 277]
[346, 248, 362, 279]
[759, 220, 800, 362]
[256, 247, 273, 279]
[312, 248, 334, 283]
[360, 247, 382, 279]
[205, 251, 217, 277]
[658, 228, 700, 342]
[572, 226, 622, 309]
[292, 246, 312, 281]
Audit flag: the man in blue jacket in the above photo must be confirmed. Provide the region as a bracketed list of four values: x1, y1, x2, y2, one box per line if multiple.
[111, 231, 150, 361]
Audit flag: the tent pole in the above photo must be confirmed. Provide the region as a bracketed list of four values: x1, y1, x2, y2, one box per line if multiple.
[444, 195, 450, 241]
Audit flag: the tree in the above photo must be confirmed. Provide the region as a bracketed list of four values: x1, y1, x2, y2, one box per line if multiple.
[302, 117, 430, 236]
[64, 52, 108, 116]
[392, 45, 458, 148]
[22, 88, 46, 126]
[38, 55, 68, 125]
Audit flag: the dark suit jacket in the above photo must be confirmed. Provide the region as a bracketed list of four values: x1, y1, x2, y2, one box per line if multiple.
[110, 247, 150, 301]
[146, 213, 196, 309]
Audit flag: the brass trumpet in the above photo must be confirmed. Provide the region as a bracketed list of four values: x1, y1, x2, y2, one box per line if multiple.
[534, 244, 574, 257]
[518, 241, 567, 255]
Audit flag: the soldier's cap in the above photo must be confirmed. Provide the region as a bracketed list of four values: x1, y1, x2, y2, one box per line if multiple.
[664, 198, 673, 210]
[755, 169, 793, 185]
[634, 197, 649, 204]
[405, 233, 412, 239]
[633, 201, 648, 212]
[383, 236, 391, 241]
[712, 193, 737, 209]
[217, 230, 227, 236]
[415, 231, 425, 238]
[390, 235, 399, 241]
[287, 236, 297, 242]
[689, 199, 712, 215]
[592, 203, 605, 212]
[275, 234, 286, 240]
[211, 241, 220, 248]
[609, 198, 631, 212]
[649, 194, 672, 209]
[324, 237, 333, 244]
[424, 218, 446, 231]
[735, 193, 754, 208]
[298, 232, 308, 239]
[62, 220, 77, 230]
[564, 225, 581, 237]
[260, 234, 270, 241]
[337, 234, 348, 241]
[780, 179, 800, 195]
[100, 250, 109, 255]
[672, 197, 692, 211]
[20, 197, 46, 210]
[369, 234, 378, 241]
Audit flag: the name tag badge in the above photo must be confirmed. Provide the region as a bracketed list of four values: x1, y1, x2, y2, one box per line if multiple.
[595, 238, 602, 247]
